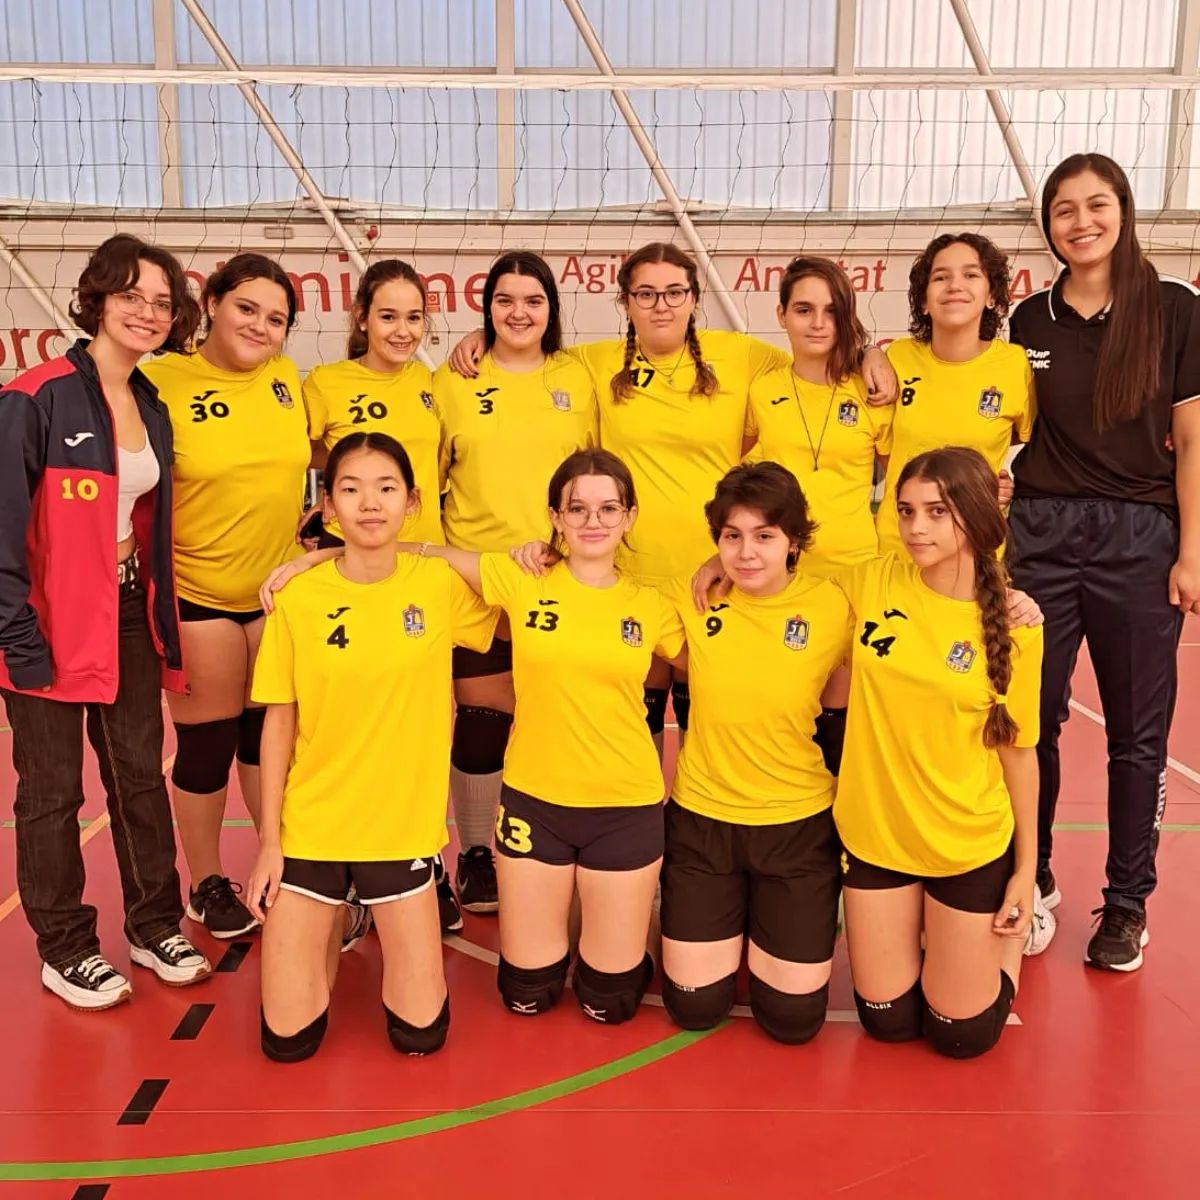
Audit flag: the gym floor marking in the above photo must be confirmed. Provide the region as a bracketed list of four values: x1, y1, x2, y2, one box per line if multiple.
[1069, 698, 1200, 786]
[117, 1079, 170, 1127]
[170, 1004, 216, 1041]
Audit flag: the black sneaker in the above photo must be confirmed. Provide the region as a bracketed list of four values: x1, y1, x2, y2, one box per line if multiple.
[457, 846, 499, 914]
[1037, 865, 1061, 911]
[434, 855, 463, 934]
[1086, 905, 1149, 972]
[186, 874, 260, 939]
[130, 933, 213, 985]
[41, 954, 132, 1011]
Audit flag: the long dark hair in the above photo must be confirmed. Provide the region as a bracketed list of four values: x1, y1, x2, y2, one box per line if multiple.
[347, 259, 426, 359]
[546, 448, 637, 558]
[1041, 153, 1161, 430]
[907, 232, 1010, 343]
[705, 461, 816, 570]
[897, 447, 1017, 749]
[612, 242, 717, 402]
[778, 256, 866, 384]
[482, 251, 562, 355]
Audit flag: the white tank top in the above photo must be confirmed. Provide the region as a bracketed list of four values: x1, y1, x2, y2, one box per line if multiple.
[117, 440, 161, 541]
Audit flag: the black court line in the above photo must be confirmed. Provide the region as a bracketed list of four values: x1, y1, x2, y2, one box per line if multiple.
[170, 1002, 216, 1041]
[215, 940, 252, 973]
[71, 1186, 110, 1199]
[117, 1078, 169, 1126]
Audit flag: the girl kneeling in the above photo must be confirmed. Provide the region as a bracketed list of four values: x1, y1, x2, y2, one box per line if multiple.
[248, 432, 497, 1061]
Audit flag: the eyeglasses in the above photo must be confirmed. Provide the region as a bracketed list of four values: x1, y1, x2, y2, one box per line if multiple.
[559, 502, 628, 528]
[628, 286, 692, 310]
[112, 291, 174, 321]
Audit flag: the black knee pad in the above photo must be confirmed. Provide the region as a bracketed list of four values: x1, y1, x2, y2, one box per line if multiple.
[643, 687, 669, 736]
[261, 1008, 328, 1063]
[573, 953, 654, 1025]
[171, 716, 239, 794]
[670, 680, 691, 732]
[451, 706, 513, 774]
[235, 707, 266, 767]
[497, 952, 570, 1016]
[661, 971, 736, 1031]
[924, 971, 1016, 1060]
[749, 976, 829, 1045]
[385, 995, 450, 1056]
[854, 980, 924, 1043]
[813, 706, 847, 777]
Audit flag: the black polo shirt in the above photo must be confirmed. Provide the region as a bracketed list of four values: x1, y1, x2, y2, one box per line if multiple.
[1008, 273, 1200, 509]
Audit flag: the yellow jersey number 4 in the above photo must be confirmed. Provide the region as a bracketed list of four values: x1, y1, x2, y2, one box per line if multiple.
[495, 803, 533, 854]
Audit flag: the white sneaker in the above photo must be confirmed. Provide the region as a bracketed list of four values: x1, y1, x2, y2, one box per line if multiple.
[129, 933, 213, 985]
[1023, 888, 1057, 957]
[42, 954, 133, 1010]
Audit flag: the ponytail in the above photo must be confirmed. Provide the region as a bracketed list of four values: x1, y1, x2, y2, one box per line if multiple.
[975, 551, 1019, 749]
[684, 315, 718, 397]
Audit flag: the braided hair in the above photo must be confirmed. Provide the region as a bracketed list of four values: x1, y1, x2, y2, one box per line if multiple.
[896, 446, 1018, 749]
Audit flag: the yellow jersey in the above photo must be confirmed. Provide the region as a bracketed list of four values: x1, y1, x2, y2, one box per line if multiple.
[435, 352, 598, 552]
[833, 554, 1042, 877]
[143, 352, 310, 611]
[250, 557, 498, 860]
[572, 330, 789, 584]
[302, 357, 444, 545]
[877, 338, 1035, 555]
[479, 554, 685, 808]
[664, 573, 853, 825]
[748, 369, 892, 577]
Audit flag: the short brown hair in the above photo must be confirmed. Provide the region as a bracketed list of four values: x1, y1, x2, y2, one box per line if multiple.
[705, 461, 817, 569]
[907, 232, 1010, 343]
[69, 234, 200, 353]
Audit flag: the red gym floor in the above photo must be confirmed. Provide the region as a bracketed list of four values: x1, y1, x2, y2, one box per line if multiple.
[2, 620, 1199, 1199]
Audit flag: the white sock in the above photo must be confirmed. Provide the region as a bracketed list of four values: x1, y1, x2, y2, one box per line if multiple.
[450, 767, 502, 851]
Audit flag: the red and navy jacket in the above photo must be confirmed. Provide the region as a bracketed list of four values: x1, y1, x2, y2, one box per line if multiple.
[0, 340, 185, 702]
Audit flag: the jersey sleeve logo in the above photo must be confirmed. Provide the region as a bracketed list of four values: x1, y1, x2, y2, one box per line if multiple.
[272, 378, 295, 409]
[837, 398, 859, 427]
[977, 387, 1002, 419]
[783, 615, 810, 650]
[551, 389, 572, 412]
[946, 640, 977, 673]
[420, 390, 435, 411]
[403, 603, 426, 638]
[621, 616, 644, 648]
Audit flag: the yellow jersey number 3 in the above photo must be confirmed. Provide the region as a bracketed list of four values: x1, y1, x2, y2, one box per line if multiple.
[495, 803, 533, 854]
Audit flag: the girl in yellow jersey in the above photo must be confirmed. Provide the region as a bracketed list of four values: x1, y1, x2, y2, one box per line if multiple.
[659, 463, 852, 1043]
[450, 243, 898, 755]
[302, 259, 442, 549]
[877, 234, 1035, 556]
[836, 447, 1050, 1060]
[433, 252, 598, 927]
[143, 256, 309, 941]
[247, 433, 497, 1062]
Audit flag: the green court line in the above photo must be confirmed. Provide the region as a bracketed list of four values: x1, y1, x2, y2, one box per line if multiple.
[1, 818, 257, 830]
[0, 1025, 720, 1182]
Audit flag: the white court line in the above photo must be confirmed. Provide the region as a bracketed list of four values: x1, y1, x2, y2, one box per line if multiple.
[1069, 699, 1200, 788]
[442, 935, 1021, 1026]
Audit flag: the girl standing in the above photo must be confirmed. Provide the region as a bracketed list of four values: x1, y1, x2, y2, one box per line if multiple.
[1007, 154, 1200, 971]
[249, 432, 497, 1060]
[0, 234, 211, 1009]
[143, 255, 310, 940]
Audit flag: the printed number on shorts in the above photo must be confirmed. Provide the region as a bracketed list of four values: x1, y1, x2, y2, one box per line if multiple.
[495, 804, 533, 854]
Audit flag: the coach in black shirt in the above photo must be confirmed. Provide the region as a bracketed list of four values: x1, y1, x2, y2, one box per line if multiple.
[1007, 154, 1200, 973]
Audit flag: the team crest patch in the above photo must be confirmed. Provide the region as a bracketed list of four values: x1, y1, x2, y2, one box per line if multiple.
[621, 616, 643, 648]
[403, 604, 426, 638]
[837, 399, 859, 427]
[947, 640, 977, 673]
[978, 386, 1002, 419]
[420, 390, 435, 411]
[783, 615, 810, 651]
[272, 378, 295, 409]
[551, 390, 572, 412]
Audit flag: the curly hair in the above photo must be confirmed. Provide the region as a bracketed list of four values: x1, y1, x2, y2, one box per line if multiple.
[70, 234, 200, 354]
[907, 232, 1010, 343]
[705, 461, 817, 570]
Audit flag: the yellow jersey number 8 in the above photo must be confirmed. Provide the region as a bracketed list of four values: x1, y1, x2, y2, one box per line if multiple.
[495, 803, 533, 854]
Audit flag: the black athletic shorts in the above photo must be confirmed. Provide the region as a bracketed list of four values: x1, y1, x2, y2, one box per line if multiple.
[453, 635, 512, 680]
[840, 841, 1014, 914]
[495, 783, 663, 871]
[179, 598, 264, 625]
[280, 856, 435, 905]
[660, 801, 841, 963]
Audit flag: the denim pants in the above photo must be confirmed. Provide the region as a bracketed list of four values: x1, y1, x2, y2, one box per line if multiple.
[2, 581, 183, 967]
